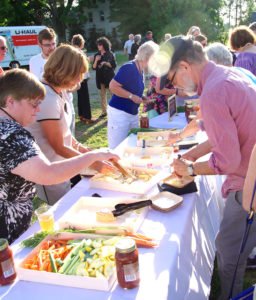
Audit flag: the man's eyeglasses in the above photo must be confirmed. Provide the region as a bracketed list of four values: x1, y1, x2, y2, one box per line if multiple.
[41, 43, 56, 48]
[0, 46, 8, 51]
[169, 69, 178, 85]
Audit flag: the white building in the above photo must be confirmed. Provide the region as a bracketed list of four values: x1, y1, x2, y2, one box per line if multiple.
[83, 0, 120, 46]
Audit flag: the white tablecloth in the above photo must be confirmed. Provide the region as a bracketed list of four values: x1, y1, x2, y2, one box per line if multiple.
[149, 112, 187, 129]
[0, 113, 225, 300]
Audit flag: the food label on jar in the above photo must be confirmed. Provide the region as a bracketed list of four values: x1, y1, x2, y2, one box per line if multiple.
[1, 259, 15, 278]
[123, 262, 139, 282]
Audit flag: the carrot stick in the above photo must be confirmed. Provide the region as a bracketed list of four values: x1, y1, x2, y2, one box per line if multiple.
[125, 231, 154, 241]
[130, 237, 158, 248]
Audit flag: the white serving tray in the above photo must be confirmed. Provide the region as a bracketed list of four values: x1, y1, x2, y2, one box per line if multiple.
[17, 232, 116, 291]
[57, 196, 148, 232]
[89, 167, 170, 195]
[137, 131, 171, 147]
[120, 146, 173, 169]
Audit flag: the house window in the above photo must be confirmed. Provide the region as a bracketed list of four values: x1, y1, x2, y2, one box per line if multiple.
[100, 11, 105, 21]
[88, 12, 93, 22]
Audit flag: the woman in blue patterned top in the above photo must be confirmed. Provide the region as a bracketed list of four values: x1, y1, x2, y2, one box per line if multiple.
[0, 69, 118, 243]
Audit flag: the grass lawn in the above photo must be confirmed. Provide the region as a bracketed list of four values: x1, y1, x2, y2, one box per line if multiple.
[32, 52, 256, 298]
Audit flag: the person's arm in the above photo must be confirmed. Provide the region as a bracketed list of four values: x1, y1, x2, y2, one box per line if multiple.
[109, 79, 143, 104]
[124, 41, 128, 55]
[101, 52, 116, 69]
[172, 157, 216, 177]
[40, 120, 80, 158]
[11, 150, 119, 185]
[92, 54, 101, 70]
[172, 140, 215, 176]
[155, 77, 176, 96]
[243, 144, 256, 212]
[168, 118, 200, 144]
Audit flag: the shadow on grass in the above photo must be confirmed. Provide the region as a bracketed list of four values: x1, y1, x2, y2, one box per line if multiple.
[75, 118, 108, 147]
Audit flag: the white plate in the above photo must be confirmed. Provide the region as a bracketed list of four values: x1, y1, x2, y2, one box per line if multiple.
[57, 196, 149, 232]
[89, 167, 170, 195]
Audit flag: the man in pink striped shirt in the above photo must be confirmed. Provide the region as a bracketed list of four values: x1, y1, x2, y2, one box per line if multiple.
[154, 36, 256, 299]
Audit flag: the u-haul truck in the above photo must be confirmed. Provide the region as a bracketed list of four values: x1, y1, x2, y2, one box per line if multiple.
[0, 26, 46, 69]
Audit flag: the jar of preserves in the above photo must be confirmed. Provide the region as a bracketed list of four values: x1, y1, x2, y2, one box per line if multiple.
[0, 239, 16, 285]
[115, 238, 140, 289]
[185, 104, 194, 123]
[140, 113, 149, 128]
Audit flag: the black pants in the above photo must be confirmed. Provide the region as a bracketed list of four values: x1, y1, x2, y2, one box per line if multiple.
[77, 79, 92, 119]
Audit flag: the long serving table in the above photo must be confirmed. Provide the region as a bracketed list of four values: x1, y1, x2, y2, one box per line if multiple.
[0, 113, 225, 300]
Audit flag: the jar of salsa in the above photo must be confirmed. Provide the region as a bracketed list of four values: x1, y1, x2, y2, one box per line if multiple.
[115, 238, 140, 289]
[140, 113, 149, 128]
[0, 239, 16, 285]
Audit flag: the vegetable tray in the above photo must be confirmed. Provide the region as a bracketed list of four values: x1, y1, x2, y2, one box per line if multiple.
[17, 232, 117, 291]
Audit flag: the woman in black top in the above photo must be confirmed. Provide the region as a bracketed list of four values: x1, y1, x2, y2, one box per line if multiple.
[71, 34, 95, 124]
[92, 37, 116, 118]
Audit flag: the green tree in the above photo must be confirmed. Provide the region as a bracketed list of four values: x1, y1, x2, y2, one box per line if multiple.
[110, 0, 152, 42]
[0, 0, 97, 42]
[0, 0, 46, 26]
[110, 0, 224, 43]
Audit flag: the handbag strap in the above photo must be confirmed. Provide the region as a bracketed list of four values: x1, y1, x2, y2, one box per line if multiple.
[228, 181, 256, 299]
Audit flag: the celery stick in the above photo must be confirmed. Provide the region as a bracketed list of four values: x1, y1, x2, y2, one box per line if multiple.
[49, 251, 57, 273]
[58, 241, 83, 274]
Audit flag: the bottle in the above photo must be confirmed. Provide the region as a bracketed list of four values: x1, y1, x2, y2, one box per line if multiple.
[115, 238, 140, 289]
[140, 113, 149, 128]
[0, 239, 16, 285]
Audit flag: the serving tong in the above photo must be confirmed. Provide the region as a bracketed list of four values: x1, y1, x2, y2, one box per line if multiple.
[97, 191, 182, 220]
[109, 159, 137, 180]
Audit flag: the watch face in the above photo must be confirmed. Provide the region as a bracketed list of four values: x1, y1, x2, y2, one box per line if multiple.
[188, 165, 193, 176]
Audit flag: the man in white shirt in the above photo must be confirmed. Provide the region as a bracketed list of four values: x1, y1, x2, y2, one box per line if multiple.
[29, 28, 56, 79]
[123, 33, 134, 60]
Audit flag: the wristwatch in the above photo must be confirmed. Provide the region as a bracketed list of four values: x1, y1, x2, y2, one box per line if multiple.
[187, 163, 196, 176]
[128, 94, 133, 100]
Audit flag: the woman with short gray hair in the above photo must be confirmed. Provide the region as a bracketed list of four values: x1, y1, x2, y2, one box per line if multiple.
[205, 42, 233, 66]
[108, 41, 159, 149]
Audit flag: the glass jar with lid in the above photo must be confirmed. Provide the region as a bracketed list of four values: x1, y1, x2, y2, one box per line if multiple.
[0, 239, 16, 285]
[140, 113, 149, 128]
[115, 238, 140, 289]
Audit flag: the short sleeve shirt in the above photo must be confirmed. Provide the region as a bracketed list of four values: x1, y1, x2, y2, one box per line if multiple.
[0, 118, 39, 243]
[27, 84, 73, 162]
[109, 61, 144, 115]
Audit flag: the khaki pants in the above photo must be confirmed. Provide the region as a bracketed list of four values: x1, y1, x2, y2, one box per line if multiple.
[100, 84, 112, 114]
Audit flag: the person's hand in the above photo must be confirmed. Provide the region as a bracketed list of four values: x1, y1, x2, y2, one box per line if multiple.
[132, 95, 143, 104]
[79, 145, 92, 153]
[141, 96, 153, 105]
[181, 152, 197, 162]
[167, 132, 180, 145]
[90, 160, 119, 175]
[95, 55, 101, 61]
[90, 148, 120, 162]
[172, 158, 192, 177]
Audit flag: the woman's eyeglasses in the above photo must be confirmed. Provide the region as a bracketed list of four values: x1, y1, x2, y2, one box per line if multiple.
[0, 46, 8, 51]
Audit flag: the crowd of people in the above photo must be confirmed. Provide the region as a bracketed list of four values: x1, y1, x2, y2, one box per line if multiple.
[1, 21, 256, 299]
